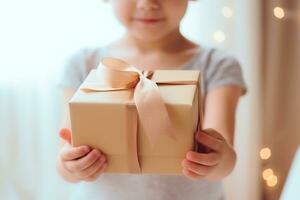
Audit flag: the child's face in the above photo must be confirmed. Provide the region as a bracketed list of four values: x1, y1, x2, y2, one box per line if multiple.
[111, 0, 189, 41]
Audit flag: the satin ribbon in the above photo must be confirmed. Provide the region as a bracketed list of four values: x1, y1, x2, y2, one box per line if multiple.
[81, 57, 199, 173]
[81, 57, 176, 145]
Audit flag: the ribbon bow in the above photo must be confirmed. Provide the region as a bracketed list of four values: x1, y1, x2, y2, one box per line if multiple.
[81, 57, 176, 146]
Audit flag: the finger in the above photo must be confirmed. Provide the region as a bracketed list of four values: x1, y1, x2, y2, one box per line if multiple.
[186, 151, 220, 166]
[60, 145, 91, 161]
[182, 168, 204, 180]
[181, 159, 212, 176]
[85, 163, 108, 182]
[65, 149, 102, 172]
[203, 128, 226, 141]
[77, 156, 107, 180]
[59, 128, 72, 144]
[196, 132, 223, 152]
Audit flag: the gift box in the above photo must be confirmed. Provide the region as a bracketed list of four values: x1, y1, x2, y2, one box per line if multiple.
[69, 58, 202, 175]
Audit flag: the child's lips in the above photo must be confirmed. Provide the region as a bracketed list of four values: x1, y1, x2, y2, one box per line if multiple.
[134, 18, 165, 24]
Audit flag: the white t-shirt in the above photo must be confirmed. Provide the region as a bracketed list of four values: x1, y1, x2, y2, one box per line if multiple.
[59, 46, 247, 200]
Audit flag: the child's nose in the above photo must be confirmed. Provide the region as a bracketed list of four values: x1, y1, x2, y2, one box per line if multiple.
[136, 0, 160, 10]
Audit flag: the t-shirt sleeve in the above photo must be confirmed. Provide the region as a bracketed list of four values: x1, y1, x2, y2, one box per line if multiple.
[57, 50, 87, 90]
[205, 49, 248, 96]
[57, 48, 100, 90]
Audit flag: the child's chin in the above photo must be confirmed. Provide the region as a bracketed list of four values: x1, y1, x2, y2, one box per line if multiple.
[131, 29, 170, 41]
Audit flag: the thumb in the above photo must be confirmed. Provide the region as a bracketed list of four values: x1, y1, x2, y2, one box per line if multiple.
[59, 128, 72, 144]
[202, 128, 225, 141]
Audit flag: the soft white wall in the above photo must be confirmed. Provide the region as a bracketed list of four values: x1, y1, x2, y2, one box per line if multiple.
[0, 0, 262, 199]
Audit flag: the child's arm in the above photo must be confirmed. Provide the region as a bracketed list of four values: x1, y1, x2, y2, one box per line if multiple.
[56, 89, 108, 183]
[203, 86, 242, 145]
[181, 86, 243, 180]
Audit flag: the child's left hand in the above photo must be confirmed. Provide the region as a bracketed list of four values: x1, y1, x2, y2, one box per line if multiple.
[181, 128, 236, 180]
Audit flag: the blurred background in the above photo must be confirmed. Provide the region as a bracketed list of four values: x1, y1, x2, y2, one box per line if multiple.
[0, 0, 299, 199]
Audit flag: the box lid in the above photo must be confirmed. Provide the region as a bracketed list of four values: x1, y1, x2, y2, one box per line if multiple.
[70, 69, 200, 106]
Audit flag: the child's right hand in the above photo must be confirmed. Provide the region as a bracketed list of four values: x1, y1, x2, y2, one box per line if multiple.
[57, 128, 107, 182]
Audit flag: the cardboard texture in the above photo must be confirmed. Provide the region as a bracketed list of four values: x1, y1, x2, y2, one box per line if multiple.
[69, 69, 201, 175]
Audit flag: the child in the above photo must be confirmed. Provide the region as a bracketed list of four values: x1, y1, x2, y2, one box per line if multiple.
[57, 0, 247, 199]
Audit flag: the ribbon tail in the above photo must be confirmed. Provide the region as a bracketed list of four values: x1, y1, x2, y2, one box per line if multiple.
[134, 76, 176, 147]
[127, 105, 141, 173]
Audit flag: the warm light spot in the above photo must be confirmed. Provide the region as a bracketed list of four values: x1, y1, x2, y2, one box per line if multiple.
[267, 175, 278, 187]
[213, 31, 226, 43]
[263, 168, 274, 180]
[260, 147, 271, 160]
[273, 7, 285, 19]
[222, 6, 234, 18]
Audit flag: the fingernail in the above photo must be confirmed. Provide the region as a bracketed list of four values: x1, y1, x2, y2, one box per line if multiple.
[91, 150, 99, 156]
[100, 156, 106, 162]
[186, 152, 193, 160]
[84, 146, 90, 152]
[94, 149, 102, 155]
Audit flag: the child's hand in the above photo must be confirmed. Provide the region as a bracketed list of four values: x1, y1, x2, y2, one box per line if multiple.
[57, 128, 108, 182]
[181, 128, 236, 181]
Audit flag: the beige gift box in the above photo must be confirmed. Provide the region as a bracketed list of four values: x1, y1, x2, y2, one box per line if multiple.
[69, 67, 202, 175]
